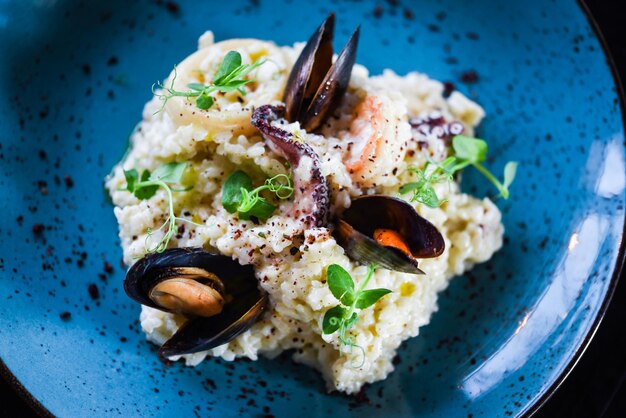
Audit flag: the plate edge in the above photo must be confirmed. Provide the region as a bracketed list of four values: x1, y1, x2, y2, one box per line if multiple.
[521, 1, 626, 416]
[0, 357, 53, 417]
[0, 1, 624, 416]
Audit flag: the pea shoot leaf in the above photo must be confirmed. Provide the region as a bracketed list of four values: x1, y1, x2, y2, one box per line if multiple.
[355, 288, 392, 309]
[195, 92, 214, 110]
[154, 51, 264, 113]
[398, 178, 426, 195]
[123, 169, 139, 192]
[402, 134, 519, 206]
[503, 161, 518, 190]
[222, 170, 253, 213]
[150, 162, 188, 184]
[134, 169, 159, 199]
[119, 163, 194, 254]
[238, 199, 276, 221]
[326, 264, 355, 306]
[322, 305, 348, 334]
[415, 185, 440, 208]
[452, 135, 488, 163]
[214, 79, 253, 93]
[213, 51, 242, 85]
[321, 263, 391, 347]
[221, 170, 291, 221]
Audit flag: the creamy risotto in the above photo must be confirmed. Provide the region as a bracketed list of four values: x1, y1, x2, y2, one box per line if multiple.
[106, 21, 504, 394]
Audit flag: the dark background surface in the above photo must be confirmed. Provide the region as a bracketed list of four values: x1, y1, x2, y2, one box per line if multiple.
[1, 1, 625, 417]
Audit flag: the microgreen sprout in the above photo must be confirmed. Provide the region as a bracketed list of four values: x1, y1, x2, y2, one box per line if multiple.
[401, 134, 518, 207]
[222, 170, 294, 221]
[121, 162, 196, 253]
[152, 51, 266, 113]
[322, 264, 391, 367]
[399, 156, 465, 208]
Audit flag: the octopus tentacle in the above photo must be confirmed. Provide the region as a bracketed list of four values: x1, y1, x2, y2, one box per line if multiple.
[251, 105, 329, 228]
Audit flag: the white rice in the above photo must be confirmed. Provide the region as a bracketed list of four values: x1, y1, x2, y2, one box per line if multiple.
[106, 32, 502, 394]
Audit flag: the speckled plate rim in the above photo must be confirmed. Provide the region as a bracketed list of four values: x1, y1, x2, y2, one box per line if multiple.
[0, 1, 624, 417]
[519, 1, 626, 415]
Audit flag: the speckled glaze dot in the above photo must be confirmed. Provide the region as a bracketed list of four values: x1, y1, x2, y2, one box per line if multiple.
[0, 0, 623, 417]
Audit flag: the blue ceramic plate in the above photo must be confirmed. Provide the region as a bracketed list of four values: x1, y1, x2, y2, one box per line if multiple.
[1, 0, 624, 416]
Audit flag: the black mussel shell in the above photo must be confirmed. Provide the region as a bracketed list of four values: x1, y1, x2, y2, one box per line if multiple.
[124, 247, 257, 312]
[300, 26, 359, 131]
[333, 195, 445, 274]
[159, 292, 268, 357]
[283, 13, 334, 124]
[283, 13, 359, 131]
[124, 248, 267, 356]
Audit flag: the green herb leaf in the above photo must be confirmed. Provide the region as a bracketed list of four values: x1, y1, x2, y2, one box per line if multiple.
[134, 170, 159, 200]
[121, 163, 195, 254]
[452, 135, 488, 163]
[217, 60, 263, 86]
[327, 264, 355, 306]
[415, 185, 441, 208]
[355, 288, 392, 309]
[322, 263, 390, 360]
[222, 170, 253, 213]
[322, 305, 348, 334]
[150, 162, 188, 184]
[123, 169, 139, 192]
[215, 79, 252, 93]
[401, 162, 450, 208]
[503, 161, 518, 190]
[238, 199, 276, 220]
[213, 51, 242, 85]
[195, 92, 214, 110]
[153, 51, 264, 113]
[402, 134, 518, 207]
[222, 170, 293, 221]
[398, 178, 426, 195]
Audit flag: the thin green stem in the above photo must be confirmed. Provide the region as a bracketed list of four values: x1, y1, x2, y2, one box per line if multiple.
[166, 90, 201, 98]
[339, 264, 379, 344]
[337, 264, 378, 368]
[153, 54, 265, 114]
[357, 263, 379, 294]
[135, 179, 180, 253]
[473, 162, 509, 199]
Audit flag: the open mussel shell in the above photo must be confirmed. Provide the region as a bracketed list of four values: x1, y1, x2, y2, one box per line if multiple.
[333, 195, 445, 274]
[124, 248, 257, 310]
[159, 292, 268, 357]
[283, 13, 360, 131]
[124, 247, 267, 356]
[301, 26, 360, 131]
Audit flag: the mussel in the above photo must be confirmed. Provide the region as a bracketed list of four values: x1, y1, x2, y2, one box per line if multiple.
[283, 13, 360, 131]
[333, 195, 445, 274]
[124, 247, 267, 358]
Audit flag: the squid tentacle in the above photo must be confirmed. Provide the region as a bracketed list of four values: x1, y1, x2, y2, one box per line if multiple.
[251, 105, 329, 228]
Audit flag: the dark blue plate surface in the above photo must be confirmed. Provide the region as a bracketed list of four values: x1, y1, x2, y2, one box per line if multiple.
[0, 0, 624, 416]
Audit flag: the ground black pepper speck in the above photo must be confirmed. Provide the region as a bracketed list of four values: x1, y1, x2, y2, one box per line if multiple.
[88, 283, 99, 300]
[459, 69, 479, 84]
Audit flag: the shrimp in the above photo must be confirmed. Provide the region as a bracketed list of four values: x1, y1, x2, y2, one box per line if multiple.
[342, 94, 410, 189]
